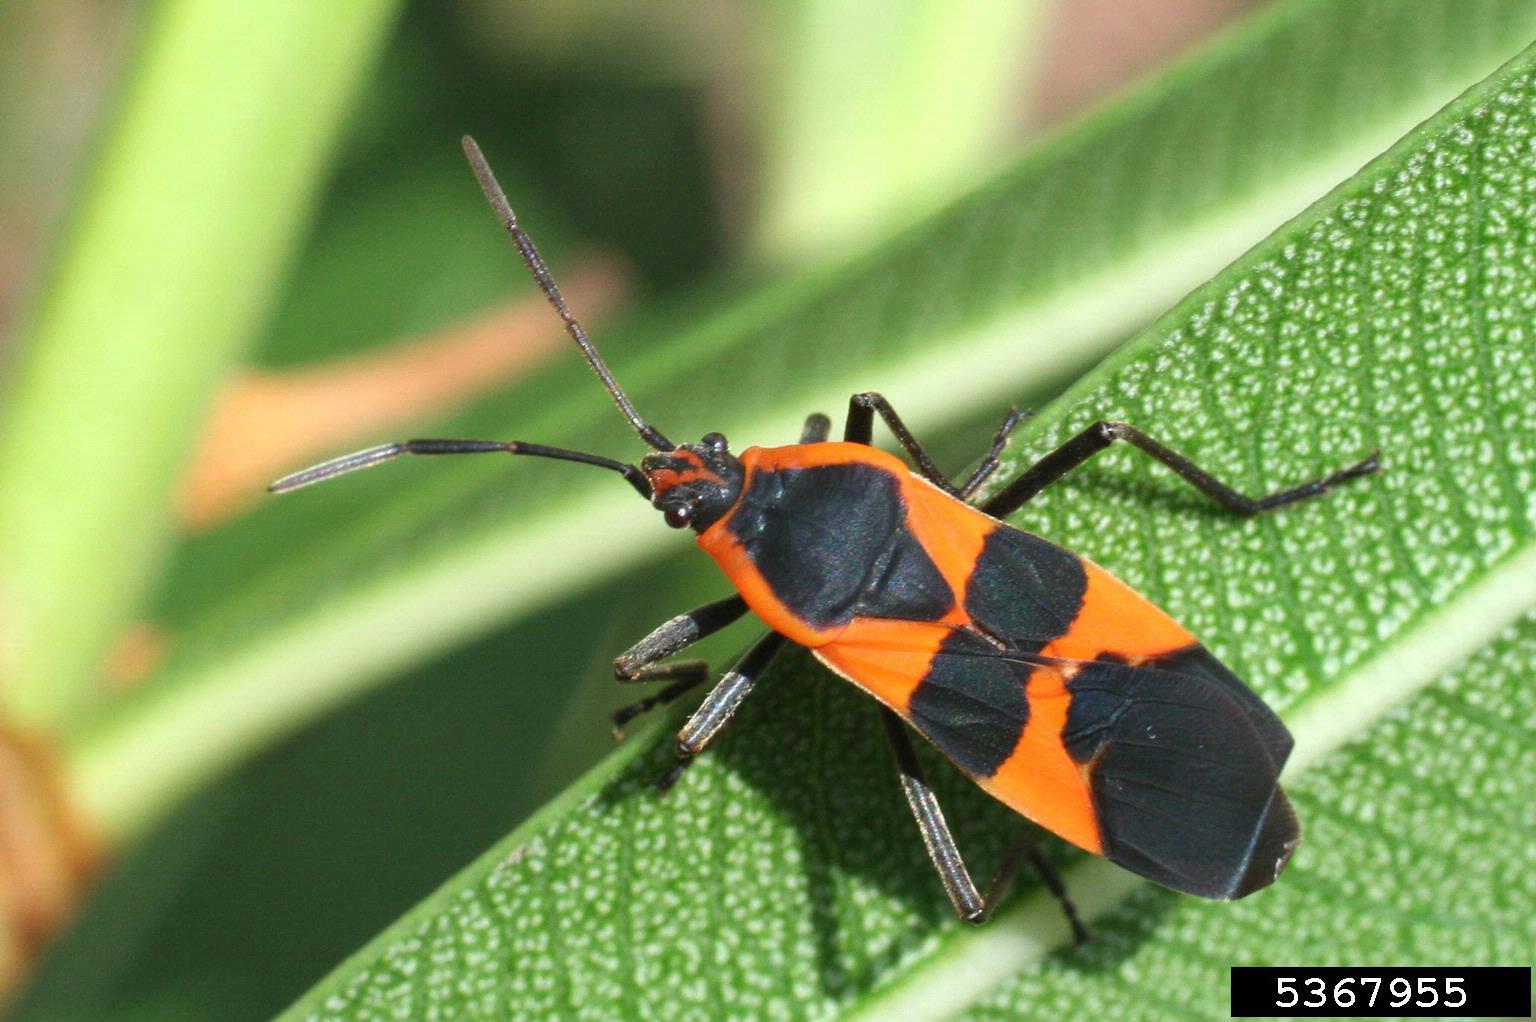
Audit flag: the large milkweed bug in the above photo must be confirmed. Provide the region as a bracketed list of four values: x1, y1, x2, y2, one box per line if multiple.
[272, 137, 1380, 934]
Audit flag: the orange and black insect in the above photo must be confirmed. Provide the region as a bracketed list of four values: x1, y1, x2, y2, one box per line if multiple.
[273, 137, 1379, 934]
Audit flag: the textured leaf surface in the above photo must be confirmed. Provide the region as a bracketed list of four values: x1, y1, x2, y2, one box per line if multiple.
[956, 612, 1536, 1021]
[278, 35, 1536, 1022]
[65, 0, 1536, 847]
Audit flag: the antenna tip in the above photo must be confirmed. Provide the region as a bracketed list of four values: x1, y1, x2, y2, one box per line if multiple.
[268, 443, 406, 494]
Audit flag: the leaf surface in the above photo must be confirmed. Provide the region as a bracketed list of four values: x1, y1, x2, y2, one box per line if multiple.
[277, 26, 1536, 1022]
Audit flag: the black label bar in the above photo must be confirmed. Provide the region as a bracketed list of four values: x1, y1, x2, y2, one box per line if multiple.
[1230, 966, 1531, 1017]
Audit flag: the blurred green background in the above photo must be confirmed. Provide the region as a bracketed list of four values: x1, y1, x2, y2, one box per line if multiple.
[1, 1, 1267, 1017]
[23, 2, 1536, 1019]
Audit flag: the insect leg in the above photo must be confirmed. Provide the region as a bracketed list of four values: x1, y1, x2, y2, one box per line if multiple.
[986, 827, 1091, 944]
[844, 394, 1032, 499]
[843, 392, 961, 495]
[611, 671, 710, 739]
[656, 631, 788, 790]
[614, 595, 750, 681]
[880, 708, 1088, 937]
[981, 420, 1380, 520]
[958, 408, 1033, 501]
[611, 595, 750, 735]
[800, 412, 832, 443]
[879, 708, 985, 919]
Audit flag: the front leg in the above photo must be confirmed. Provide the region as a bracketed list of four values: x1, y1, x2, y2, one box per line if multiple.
[844, 392, 960, 494]
[610, 594, 749, 735]
[614, 594, 749, 681]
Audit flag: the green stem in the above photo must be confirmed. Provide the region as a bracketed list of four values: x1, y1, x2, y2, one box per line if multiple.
[0, 0, 402, 732]
[755, 0, 1045, 260]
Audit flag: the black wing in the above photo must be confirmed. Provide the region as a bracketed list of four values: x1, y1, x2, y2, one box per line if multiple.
[1052, 648, 1299, 899]
[902, 629, 1300, 899]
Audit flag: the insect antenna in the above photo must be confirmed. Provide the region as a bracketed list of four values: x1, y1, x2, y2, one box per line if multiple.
[461, 135, 673, 452]
[269, 439, 651, 497]
[269, 138, 674, 498]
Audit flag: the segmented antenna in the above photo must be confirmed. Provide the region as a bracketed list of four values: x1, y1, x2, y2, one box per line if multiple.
[268, 439, 651, 496]
[461, 135, 673, 452]
[268, 442, 435, 492]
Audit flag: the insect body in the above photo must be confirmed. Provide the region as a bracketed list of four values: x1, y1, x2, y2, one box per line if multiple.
[273, 137, 1379, 932]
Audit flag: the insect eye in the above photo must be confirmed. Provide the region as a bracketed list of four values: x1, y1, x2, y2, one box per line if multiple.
[702, 432, 727, 452]
[664, 504, 692, 529]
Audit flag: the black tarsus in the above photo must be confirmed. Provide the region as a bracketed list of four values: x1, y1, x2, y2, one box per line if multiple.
[959, 407, 1032, 499]
[981, 420, 1380, 520]
[610, 670, 709, 738]
[1001, 828, 1092, 944]
[462, 135, 672, 451]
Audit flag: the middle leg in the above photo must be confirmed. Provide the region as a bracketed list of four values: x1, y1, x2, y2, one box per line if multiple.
[957, 408, 1032, 500]
[881, 708, 1089, 938]
[844, 392, 960, 494]
[843, 393, 1031, 504]
[656, 630, 789, 790]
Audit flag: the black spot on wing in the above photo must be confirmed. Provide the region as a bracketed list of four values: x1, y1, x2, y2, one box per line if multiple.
[908, 630, 1030, 778]
[728, 463, 952, 628]
[852, 523, 954, 622]
[964, 525, 1087, 652]
[729, 464, 899, 628]
[1060, 653, 1299, 899]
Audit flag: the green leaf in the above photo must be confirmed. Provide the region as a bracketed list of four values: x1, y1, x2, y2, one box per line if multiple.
[949, 612, 1536, 1020]
[63, 0, 1536, 850]
[755, 0, 1046, 259]
[0, 0, 400, 729]
[276, 27, 1536, 1022]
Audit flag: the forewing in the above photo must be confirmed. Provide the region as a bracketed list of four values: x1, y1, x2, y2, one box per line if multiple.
[815, 489, 1298, 897]
[1049, 650, 1299, 898]
[817, 626, 1299, 899]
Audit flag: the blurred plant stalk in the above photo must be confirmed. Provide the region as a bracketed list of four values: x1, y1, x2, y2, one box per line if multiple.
[0, 0, 400, 992]
[755, 0, 1045, 261]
